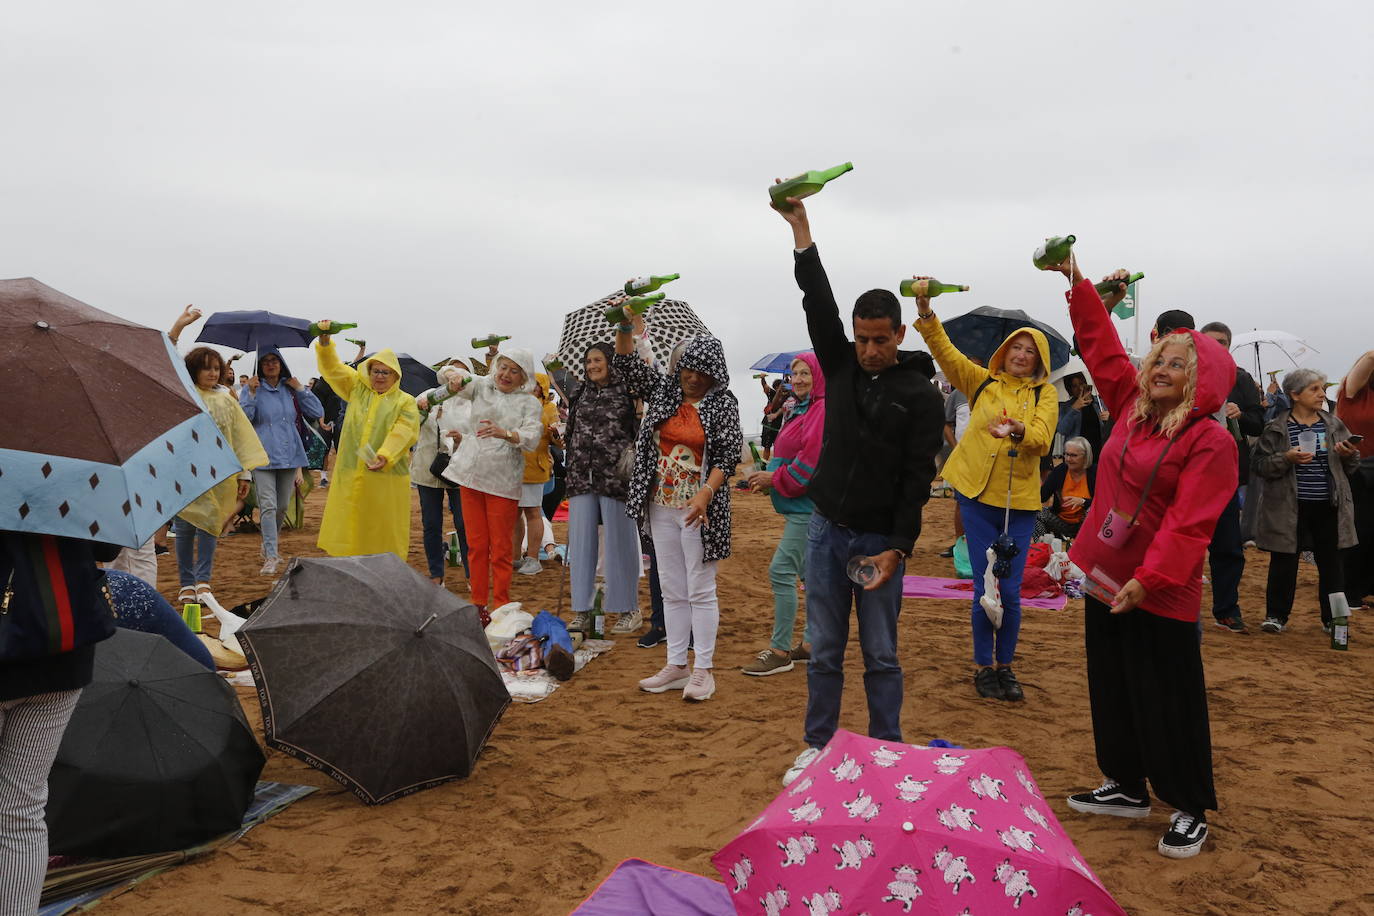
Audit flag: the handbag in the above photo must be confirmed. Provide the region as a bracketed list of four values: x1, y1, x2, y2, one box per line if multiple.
[428, 422, 455, 484]
[1, 534, 117, 662]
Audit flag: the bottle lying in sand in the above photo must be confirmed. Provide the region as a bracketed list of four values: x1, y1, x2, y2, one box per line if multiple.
[899, 279, 970, 298]
[309, 320, 358, 338]
[471, 334, 510, 349]
[770, 162, 854, 211]
[1033, 235, 1076, 270]
[1330, 593, 1351, 651]
[624, 273, 680, 295]
[604, 292, 666, 325]
[1094, 272, 1145, 296]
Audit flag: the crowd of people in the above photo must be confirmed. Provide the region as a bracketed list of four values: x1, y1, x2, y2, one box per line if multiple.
[6, 196, 1374, 915]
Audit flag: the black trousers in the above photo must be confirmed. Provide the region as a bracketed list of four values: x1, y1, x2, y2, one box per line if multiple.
[1265, 500, 1344, 624]
[1208, 490, 1245, 620]
[1084, 597, 1217, 816]
[1344, 466, 1374, 606]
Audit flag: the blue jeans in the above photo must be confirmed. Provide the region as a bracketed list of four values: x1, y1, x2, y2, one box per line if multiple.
[253, 467, 297, 560]
[803, 513, 905, 749]
[958, 493, 1036, 667]
[172, 516, 217, 587]
[418, 485, 468, 580]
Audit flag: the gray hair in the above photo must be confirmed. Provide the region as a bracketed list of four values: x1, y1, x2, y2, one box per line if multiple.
[1282, 368, 1328, 397]
[1064, 436, 1094, 468]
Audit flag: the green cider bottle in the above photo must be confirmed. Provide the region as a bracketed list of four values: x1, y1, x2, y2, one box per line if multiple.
[749, 442, 766, 470]
[1033, 235, 1076, 270]
[1093, 271, 1145, 296]
[899, 279, 970, 298]
[589, 586, 605, 639]
[604, 292, 665, 325]
[544, 357, 564, 372]
[769, 162, 854, 211]
[471, 334, 510, 349]
[309, 320, 358, 338]
[624, 273, 681, 295]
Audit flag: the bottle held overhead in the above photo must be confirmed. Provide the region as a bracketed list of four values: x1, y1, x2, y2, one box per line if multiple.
[624, 273, 681, 295]
[1033, 235, 1076, 270]
[309, 320, 358, 338]
[899, 279, 970, 298]
[769, 162, 854, 211]
[604, 292, 665, 325]
[544, 358, 564, 371]
[1093, 272, 1145, 296]
[472, 334, 511, 349]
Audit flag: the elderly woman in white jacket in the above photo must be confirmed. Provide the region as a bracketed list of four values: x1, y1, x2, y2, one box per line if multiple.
[412, 358, 472, 586]
[421, 348, 543, 622]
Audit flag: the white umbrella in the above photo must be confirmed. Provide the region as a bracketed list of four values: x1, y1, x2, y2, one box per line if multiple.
[1229, 330, 1317, 380]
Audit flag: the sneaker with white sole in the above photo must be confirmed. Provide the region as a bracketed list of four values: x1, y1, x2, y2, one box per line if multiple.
[1066, 778, 1152, 818]
[260, 557, 280, 576]
[638, 664, 690, 693]
[1260, 617, 1285, 634]
[1158, 811, 1208, 858]
[742, 648, 795, 677]
[567, 612, 589, 633]
[515, 556, 542, 575]
[782, 746, 821, 787]
[611, 609, 643, 634]
[682, 668, 715, 702]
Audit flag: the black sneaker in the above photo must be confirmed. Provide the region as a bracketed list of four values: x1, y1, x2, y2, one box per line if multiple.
[1066, 779, 1151, 818]
[1158, 811, 1208, 858]
[938, 545, 955, 558]
[996, 667, 1024, 702]
[637, 626, 667, 649]
[1213, 616, 1247, 634]
[974, 666, 1004, 699]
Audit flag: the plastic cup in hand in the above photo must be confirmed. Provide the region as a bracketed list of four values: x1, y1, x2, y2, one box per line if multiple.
[846, 556, 877, 587]
[1298, 430, 1319, 456]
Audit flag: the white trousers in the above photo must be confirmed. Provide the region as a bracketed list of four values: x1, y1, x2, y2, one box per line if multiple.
[105, 539, 158, 588]
[648, 503, 719, 669]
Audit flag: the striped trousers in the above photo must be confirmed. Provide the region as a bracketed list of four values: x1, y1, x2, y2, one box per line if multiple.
[0, 690, 81, 916]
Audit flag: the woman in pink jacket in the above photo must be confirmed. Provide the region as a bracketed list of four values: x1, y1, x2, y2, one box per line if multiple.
[742, 352, 826, 677]
[1049, 263, 1238, 861]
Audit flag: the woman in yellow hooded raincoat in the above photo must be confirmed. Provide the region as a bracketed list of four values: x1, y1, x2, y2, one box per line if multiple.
[914, 303, 1058, 704]
[314, 330, 421, 560]
[174, 347, 269, 608]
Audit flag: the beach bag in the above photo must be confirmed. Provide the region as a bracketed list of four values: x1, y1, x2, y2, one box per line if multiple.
[530, 610, 573, 656]
[428, 423, 455, 484]
[952, 535, 972, 578]
[1, 534, 117, 662]
[496, 633, 544, 672]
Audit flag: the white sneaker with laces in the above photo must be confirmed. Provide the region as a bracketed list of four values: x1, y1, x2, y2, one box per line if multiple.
[516, 556, 542, 575]
[260, 557, 280, 576]
[639, 664, 690, 693]
[682, 668, 715, 702]
[782, 747, 821, 787]
[611, 609, 643, 634]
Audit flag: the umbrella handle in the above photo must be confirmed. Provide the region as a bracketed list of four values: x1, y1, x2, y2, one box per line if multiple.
[415, 612, 439, 635]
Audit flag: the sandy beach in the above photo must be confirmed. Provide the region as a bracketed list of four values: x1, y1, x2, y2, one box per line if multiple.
[94, 484, 1374, 915]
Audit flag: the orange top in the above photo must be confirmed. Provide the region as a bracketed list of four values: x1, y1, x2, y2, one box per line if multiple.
[1058, 470, 1091, 524]
[653, 402, 706, 509]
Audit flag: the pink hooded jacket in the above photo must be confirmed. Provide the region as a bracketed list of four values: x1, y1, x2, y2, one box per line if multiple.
[1066, 280, 1238, 622]
[768, 351, 826, 515]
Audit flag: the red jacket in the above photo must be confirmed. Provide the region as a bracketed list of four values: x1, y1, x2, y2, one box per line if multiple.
[1066, 280, 1238, 622]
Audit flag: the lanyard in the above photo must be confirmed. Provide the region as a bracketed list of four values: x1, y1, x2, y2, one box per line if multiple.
[1110, 421, 1194, 528]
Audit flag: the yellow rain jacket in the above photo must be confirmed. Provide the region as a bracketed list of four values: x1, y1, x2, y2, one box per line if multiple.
[522, 374, 559, 485]
[315, 340, 421, 559]
[915, 316, 1059, 511]
[177, 387, 268, 535]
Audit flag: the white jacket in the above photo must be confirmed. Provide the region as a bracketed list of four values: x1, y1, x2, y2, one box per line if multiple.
[434, 349, 543, 500]
[410, 398, 470, 488]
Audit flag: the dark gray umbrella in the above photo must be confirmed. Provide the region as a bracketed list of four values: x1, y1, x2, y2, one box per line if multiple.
[942, 305, 1073, 370]
[237, 553, 509, 805]
[45, 629, 265, 857]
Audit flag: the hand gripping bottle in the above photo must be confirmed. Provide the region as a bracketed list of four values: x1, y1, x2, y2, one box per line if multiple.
[624, 273, 680, 295]
[1033, 235, 1076, 270]
[769, 162, 854, 211]
[899, 279, 969, 298]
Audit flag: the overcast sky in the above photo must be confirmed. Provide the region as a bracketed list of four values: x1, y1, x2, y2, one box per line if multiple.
[4, 1, 1371, 427]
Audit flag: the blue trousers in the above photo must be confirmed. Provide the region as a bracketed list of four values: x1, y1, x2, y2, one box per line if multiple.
[803, 514, 905, 749]
[418, 485, 469, 580]
[252, 467, 297, 560]
[172, 517, 217, 587]
[958, 493, 1036, 667]
[567, 493, 641, 614]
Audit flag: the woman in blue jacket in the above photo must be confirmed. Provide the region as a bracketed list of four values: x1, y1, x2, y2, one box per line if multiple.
[239, 347, 323, 575]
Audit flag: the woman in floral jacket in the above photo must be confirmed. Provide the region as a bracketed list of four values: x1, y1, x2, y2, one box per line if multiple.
[614, 330, 742, 703]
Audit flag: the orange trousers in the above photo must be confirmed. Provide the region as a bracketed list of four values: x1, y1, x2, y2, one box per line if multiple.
[460, 486, 520, 608]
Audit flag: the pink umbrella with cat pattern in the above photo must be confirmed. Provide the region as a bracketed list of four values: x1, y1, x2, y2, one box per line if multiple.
[711, 730, 1127, 915]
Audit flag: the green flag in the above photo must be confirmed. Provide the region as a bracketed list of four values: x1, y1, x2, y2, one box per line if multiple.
[1112, 280, 1138, 319]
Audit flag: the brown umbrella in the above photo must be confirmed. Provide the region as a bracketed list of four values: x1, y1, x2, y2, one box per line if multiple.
[0, 278, 243, 547]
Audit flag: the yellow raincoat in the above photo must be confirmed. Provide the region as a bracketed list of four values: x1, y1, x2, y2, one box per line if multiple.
[915, 315, 1059, 511]
[315, 341, 421, 559]
[522, 374, 559, 485]
[177, 387, 268, 535]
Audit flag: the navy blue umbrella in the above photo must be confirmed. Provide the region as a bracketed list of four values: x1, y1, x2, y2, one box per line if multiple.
[942, 306, 1072, 371]
[196, 310, 313, 351]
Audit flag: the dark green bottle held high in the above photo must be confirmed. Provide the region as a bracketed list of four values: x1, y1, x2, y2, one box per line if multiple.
[624, 274, 681, 295]
[769, 162, 854, 211]
[309, 320, 358, 338]
[1093, 271, 1145, 296]
[471, 334, 511, 349]
[899, 279, 970, 298]
[1033, 235, 1076, 270]
[604, 292, 665, 325]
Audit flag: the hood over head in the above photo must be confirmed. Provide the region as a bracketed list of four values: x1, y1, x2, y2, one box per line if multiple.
[1168, 328, 1235, 417]
[988, 327, 1052, 383]
[676, 334, 730, 393]
[494, 346, 538, 394]
[790, 351, 826, 402]
[255, 345, 294, 383]
[362, 348, 404, 393]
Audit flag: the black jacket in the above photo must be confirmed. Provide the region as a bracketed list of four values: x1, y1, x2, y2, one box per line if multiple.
[1228, 367, 1265, 484]
[795, 245, 945, 554]
[1039, 463, 1098, 518]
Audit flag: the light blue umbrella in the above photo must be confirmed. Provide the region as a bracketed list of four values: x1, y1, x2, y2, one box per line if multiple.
[0, 278, 245, 548]
[750, 350, 807, 374]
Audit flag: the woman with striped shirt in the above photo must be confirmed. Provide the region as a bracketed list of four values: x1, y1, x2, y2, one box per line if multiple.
[1251, 368, 1362, 633]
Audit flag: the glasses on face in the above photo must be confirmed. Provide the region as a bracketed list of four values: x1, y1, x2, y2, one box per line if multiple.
[370, 368, 394, 378]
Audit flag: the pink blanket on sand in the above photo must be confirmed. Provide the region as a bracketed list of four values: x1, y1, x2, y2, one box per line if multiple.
[902, 575, 1068, 610]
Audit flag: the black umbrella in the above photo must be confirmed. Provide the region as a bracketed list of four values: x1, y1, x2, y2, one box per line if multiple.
[238, 553, 509, 805]
[196, 309, 313, 351]
[358, 351, 438, 397]
[942, 305, 1072, 371]
[45, 629, 265, 857]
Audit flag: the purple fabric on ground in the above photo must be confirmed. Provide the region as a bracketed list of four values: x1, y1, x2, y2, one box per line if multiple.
[571, 858, 733, 915]
[902, 574, 1068, 610]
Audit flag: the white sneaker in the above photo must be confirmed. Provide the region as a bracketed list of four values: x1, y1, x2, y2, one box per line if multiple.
[516, 556, 542, 575]
[782, 747, 821, 787]
[682, 668, 715, 702]
[638, 664, 690, 693]
[260, 557, 280, 576]
[567, 612, 589, 633]
[611, 609, 643, 634]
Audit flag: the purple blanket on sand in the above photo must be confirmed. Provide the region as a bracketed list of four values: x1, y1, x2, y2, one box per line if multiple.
[902, 575, 1068, 611]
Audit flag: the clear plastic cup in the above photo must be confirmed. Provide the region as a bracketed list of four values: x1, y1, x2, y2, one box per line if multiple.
[1298, 430, 1319, 455]
[846, 556, 877, 586]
